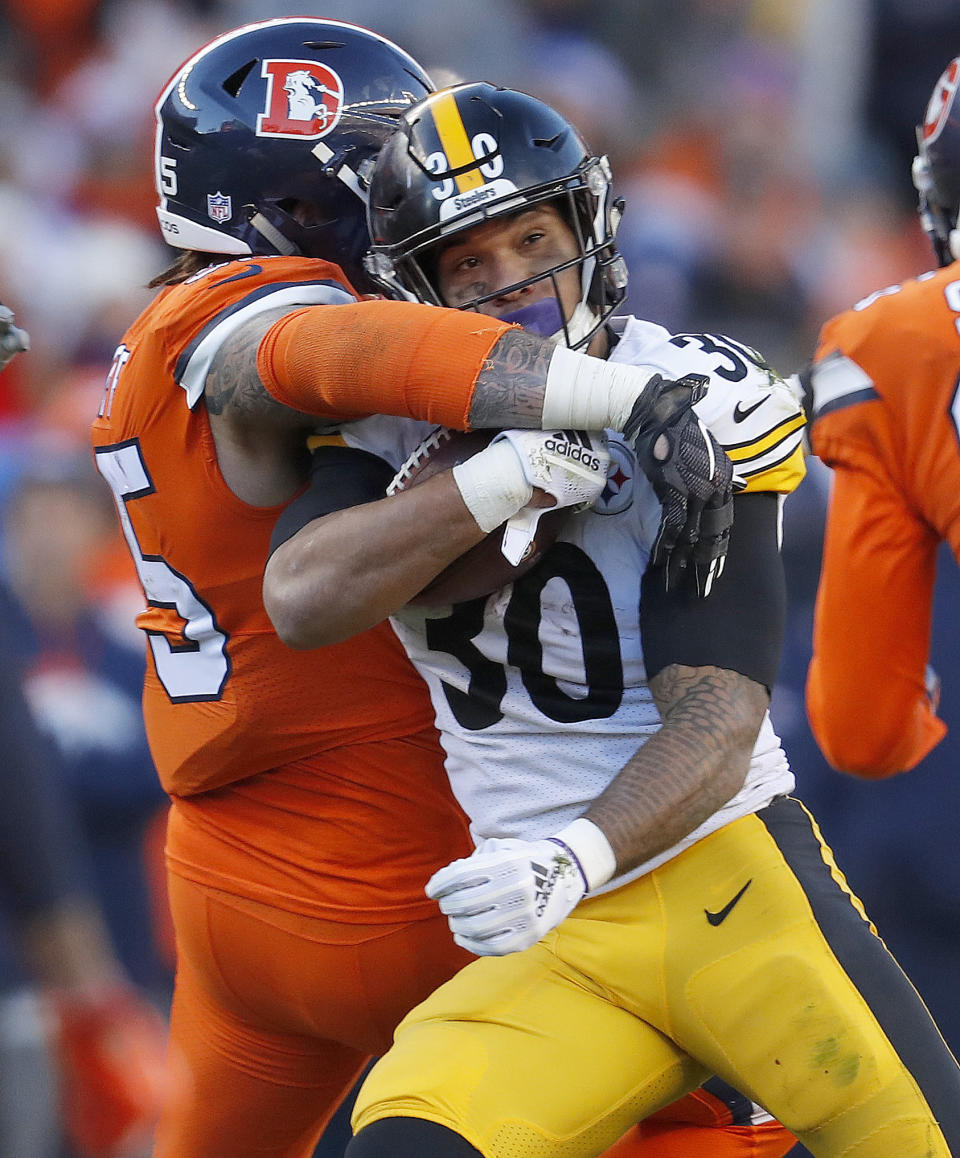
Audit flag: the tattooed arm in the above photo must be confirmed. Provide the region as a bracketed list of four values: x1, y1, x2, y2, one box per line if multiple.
[585, 491, 786, 876]
[206, 307, 315, 427]
[209, 298, 729, 573]
[203, 308, 320, 506]
[582, 665, 767, 875]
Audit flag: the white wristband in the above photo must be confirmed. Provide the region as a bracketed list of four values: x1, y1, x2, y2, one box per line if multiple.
[542, 346, 658, 432]
[452, 440, 533, 533]
[550, 817, 617, 892]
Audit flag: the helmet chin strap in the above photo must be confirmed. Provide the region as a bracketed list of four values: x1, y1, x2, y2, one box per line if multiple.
[553, 301, 600, 348]
[249, 212, 298, 256]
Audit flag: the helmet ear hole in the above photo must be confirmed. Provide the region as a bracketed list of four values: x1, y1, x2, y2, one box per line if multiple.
[222, 60, 257, 98]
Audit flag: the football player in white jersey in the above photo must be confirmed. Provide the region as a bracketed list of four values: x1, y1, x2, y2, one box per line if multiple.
[263, 85, 960, 1158]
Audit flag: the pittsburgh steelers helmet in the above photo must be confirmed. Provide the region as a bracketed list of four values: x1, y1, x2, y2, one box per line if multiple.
[154, 17, 433, 290]
[365, 82, 627, 347]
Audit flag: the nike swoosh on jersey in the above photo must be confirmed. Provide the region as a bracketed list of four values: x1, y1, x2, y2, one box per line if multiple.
[732, 396, 770, 423]
[704, 879, 752, 926]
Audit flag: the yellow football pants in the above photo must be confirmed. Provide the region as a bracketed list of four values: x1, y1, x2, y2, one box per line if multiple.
[353, 796, 960, 1157]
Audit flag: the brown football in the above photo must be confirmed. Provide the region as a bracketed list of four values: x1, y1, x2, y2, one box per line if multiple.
[390, 427, 567, 607]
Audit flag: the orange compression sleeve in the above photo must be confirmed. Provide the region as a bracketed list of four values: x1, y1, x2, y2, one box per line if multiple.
[256, 299, 515, 430]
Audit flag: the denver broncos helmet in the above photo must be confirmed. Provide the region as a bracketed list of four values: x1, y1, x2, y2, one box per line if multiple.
[154, 18, 433, 290]
[913, 57, 960, 266]
[365, 82, 627, 348]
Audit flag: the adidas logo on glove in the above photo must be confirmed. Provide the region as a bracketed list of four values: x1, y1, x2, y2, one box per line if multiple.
[542, 431, 605, 472]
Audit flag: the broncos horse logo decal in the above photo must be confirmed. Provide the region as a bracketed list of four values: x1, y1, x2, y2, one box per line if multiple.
[283, 69, 337, 127]
[257, 59, 345, 139]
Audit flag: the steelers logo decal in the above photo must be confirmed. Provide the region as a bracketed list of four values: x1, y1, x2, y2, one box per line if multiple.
[595, 436, 634, 515]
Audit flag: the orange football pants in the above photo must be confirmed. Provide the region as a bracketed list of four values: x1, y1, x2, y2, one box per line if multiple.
[154, 874, 794, 1158]
[153, 875, 473, 1158]
[609, 1087, 796, 1157]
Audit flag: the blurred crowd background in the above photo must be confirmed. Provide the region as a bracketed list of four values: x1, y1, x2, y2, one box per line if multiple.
[2, 0, 960, 1154]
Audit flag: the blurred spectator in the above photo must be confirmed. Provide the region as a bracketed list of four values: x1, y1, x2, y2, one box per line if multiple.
[0, 442, 171, 999]
[865, 0, 960, 208]
[0, 612, 171, 1158]
[0, 318, 168, 1158]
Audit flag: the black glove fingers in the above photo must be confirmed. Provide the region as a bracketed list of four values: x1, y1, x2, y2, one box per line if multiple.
[663, 495, 705, 586]
[650, 493, 685, 567]
[627, 372, 737, 596]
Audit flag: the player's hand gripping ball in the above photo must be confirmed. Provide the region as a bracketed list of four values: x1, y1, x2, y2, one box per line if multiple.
[389, 428, 568, 606]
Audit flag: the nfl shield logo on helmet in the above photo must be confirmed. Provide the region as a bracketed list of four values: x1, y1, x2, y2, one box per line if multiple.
[257, 59, 345, 140]
[206, 192, 232, 223]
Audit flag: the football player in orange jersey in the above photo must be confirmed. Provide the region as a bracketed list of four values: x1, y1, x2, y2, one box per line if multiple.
[89, 18, 743, 1158]
[802, 56, 960, 776]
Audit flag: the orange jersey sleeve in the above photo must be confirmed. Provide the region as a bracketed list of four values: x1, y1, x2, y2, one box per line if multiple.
[805, 267, 960, 775]
[257, 298, 514, 431]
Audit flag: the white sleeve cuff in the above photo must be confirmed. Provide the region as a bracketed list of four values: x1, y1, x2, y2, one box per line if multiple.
[452, 439, 533, 533]
[551, 817, 617, 892]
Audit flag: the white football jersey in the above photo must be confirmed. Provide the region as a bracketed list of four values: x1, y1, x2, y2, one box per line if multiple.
[341, 316, 806, 895]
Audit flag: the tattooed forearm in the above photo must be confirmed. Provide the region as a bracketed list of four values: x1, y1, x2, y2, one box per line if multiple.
[205, 309, 307, 424]
[584, 664, 768, 874]
[468, 329, 555, 428]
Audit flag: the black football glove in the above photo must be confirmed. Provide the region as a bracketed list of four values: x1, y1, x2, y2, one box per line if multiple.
[0, 303, 29, 371]
[623, 373, 737, 596]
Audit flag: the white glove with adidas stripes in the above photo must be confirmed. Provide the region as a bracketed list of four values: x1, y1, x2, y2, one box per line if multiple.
[453, 429, 609, 566]
[425, 820, 617, 956]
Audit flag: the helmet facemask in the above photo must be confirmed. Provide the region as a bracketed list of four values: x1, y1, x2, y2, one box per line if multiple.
[366, 84, 628, 348]
[913, 145, 959, 268]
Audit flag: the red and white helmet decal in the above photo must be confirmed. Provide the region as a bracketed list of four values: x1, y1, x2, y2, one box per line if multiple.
[256, 59, 345, 139]
[922, 58, 960, 145]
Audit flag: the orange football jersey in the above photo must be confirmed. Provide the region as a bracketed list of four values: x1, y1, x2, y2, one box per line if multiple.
[90, 256, 471, 920]
[806, 265, 960, 775]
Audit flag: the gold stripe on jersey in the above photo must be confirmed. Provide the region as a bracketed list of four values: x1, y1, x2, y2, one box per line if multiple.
[430, 91, 485, 193]
[723, 410, 806, 458]
[306, 433, 348, 452]
[736, 443, 806, 494]
[724, 413, 807, 494]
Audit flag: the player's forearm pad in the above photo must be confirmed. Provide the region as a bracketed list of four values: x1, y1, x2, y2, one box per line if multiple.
[452, 440, 534, 532]
[542, 346, 660, 433]
[550, 817, 617, 892]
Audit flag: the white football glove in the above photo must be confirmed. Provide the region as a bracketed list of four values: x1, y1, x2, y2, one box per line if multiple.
[453, 430, 610, 566]
[426, 820, 616, 957]
[0, 304, 29, 371]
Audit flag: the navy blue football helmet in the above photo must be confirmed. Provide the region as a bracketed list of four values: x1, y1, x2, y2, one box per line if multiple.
[913, 57, 960, 266]
[154, 17, 434, 290]
[364, 82, 627, 348]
